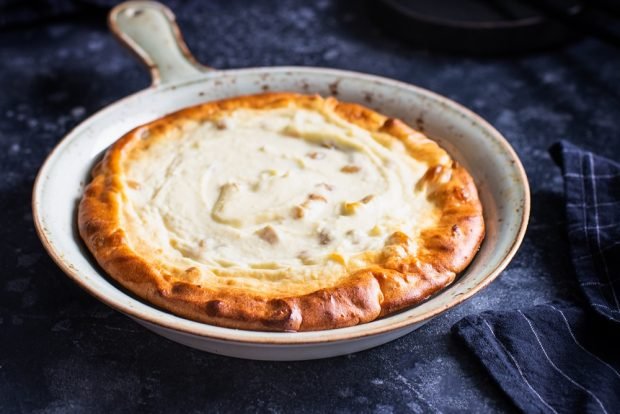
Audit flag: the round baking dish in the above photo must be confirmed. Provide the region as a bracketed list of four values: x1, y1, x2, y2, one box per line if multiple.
[32, 1, 529, 360]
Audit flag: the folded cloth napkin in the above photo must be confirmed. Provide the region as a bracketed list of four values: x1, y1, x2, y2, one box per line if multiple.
[453, 141, 620, 414]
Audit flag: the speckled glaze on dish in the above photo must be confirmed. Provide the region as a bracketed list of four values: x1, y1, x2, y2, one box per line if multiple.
[32, 1, 530, 360]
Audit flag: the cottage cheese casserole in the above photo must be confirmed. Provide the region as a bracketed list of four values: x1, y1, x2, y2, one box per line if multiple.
[78, 92, 484, 332]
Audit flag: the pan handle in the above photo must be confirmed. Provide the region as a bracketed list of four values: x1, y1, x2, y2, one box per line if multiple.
[108, 1, 211, 86]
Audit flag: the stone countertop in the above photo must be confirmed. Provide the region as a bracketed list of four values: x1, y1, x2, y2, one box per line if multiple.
[2, 1, 619, 412]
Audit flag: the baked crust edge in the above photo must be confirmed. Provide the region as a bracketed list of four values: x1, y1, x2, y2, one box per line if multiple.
[78, 92, 485, 332]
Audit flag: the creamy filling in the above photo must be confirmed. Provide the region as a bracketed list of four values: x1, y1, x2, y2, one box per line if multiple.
[121, 107, 440, 293]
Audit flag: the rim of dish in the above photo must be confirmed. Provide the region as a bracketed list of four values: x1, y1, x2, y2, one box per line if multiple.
[32, 66, 530, 345]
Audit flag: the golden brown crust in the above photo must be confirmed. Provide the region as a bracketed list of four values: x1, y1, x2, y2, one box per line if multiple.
[78, 92, 484, 331]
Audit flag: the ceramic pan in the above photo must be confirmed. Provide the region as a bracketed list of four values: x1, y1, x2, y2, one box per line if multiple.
[32, 1, 530, 360]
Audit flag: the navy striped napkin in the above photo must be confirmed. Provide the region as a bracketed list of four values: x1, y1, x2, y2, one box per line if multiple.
[453, 141, 620, 414]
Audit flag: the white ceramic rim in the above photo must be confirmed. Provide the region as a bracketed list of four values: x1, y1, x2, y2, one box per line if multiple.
[33, 66, 530, 345]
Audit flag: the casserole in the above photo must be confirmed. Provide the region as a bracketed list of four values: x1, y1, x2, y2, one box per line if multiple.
[33, 1, 529, 360]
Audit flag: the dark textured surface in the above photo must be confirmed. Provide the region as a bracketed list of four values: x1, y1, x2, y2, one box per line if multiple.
[2, 1, 620, 413]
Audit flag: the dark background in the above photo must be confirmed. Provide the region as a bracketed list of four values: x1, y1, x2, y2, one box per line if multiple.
[2, 1, 620, 412]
